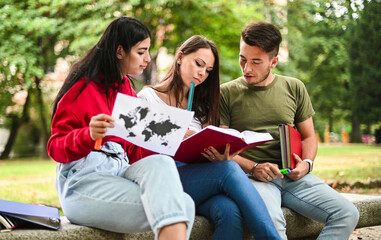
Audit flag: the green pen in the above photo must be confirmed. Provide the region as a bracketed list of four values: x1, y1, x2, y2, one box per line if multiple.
[280, 168, 291, 174]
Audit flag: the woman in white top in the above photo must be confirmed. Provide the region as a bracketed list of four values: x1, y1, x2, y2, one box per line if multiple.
[138, 87, 202, 131]
[138, 35, 280, 240]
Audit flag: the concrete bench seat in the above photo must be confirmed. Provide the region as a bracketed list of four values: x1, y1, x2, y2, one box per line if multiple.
[2, 193, 380, 240]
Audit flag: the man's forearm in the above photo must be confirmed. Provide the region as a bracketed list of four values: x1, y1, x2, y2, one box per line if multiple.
[296, 117, 318, 161]
[232, 155, 258, 173]
[301, 136, 317, 161]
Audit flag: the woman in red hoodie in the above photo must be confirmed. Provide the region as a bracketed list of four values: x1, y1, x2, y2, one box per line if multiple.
[47, 17, 194, 240]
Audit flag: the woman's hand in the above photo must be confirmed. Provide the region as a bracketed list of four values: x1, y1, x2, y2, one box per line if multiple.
[183, 129, 197, 140]
[89, 114, 115, 141]
[201, 144, 238, 162]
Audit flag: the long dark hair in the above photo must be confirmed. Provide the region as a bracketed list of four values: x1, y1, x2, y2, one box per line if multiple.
[155, 35, 220, 126]
[53, 16, 151, 115]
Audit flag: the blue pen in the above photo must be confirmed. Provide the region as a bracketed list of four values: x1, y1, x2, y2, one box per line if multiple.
[187, 82, 195, 111]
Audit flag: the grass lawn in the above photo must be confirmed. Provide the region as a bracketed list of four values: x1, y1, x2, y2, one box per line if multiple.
[0, 157, 59, 208]
[313, 144, 381, 182]
[0, 144, 380, 211]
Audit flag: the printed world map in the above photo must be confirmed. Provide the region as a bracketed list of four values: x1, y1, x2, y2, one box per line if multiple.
[119, 106, 181, 146]
[106, 93, 194, 156]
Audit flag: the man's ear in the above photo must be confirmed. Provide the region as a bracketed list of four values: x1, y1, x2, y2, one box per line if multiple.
[116, 45, 124, 60]
[270, 56, 279, 69]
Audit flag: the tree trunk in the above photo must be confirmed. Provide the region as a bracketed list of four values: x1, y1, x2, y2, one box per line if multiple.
[35, 77, 50, 159]
[328, 116, 333, 133]
[0, 89, 31, 160]
[350, 115, 362, 143]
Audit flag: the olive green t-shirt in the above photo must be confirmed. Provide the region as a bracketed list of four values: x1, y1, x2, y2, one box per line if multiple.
[220, 75, 315, 166]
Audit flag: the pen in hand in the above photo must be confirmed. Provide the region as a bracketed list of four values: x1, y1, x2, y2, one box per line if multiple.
[94, 120, 105, 150]
[94, 138, 102, 150]
[184, 82, 195, 140]
[280, 168, 291, 174]
[92, 114, 114, 150]
[187, 82, 195, 111]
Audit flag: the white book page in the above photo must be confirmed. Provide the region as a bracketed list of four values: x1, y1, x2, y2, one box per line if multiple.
[204, 125, 243, 138]
[106, 93, 194, 156]
[0, 215, 12, 229]
[241, 130, 273, 143]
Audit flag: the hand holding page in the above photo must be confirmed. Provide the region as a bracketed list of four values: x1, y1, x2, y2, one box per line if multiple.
[106, 93, 194, 156]
[174, 125, 273, 163]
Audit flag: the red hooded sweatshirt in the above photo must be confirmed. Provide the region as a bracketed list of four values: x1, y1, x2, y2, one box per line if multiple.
[47, 76, 153, 163]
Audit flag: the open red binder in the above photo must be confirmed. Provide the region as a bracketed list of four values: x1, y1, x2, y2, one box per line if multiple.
[278, 124, 302, 169]
[0, 199, 60, 231]
[174, 125, 273, 163]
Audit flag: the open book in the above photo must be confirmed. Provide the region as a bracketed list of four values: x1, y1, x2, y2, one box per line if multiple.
[173, 125, 273, 163]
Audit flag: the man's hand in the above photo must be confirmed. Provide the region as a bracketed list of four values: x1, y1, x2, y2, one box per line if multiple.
[252, 162, 284, 182]
[287, 153, 310, 180]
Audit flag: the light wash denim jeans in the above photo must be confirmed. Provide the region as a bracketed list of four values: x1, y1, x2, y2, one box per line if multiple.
[176, 161, 280, 240]
[55, 142, 195, 240]
[250, 173, 359, 240]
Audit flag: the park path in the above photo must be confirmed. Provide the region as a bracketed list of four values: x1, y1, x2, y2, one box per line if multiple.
[349, 225, 381, 240]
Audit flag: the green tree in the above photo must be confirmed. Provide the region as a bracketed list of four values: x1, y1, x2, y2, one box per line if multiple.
[348, 0, 381, 142]
[286, 0, 354, 136]
[0, 0, 265, 158]
[0, 0, 115, 159]
[129, 0, 264, 84]
[0, 1, 67, 159]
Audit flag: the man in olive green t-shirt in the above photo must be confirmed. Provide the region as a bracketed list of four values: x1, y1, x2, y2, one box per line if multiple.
[219, 21, 359, 240]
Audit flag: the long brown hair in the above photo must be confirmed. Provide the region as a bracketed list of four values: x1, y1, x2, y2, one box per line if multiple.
[53, 17, 151, 116]
[154, 35, 220, 126]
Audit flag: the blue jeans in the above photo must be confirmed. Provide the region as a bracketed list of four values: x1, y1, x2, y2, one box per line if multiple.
[251, 174, 359, 240]
[55, 142, 195, 240]
[176, 161, 280, 240]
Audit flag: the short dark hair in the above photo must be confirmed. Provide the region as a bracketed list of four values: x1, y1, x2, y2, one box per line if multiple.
[241, 21, 282, 57]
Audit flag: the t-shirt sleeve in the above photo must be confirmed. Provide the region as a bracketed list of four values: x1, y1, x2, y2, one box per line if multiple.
[137, 87, 156, 103]
[219, 85, 231, 126]
[137, 87, 148, 100]
[294, 81, 315, 123]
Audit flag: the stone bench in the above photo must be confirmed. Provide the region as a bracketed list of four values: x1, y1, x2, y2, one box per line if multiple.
[2, 193, 380, 240]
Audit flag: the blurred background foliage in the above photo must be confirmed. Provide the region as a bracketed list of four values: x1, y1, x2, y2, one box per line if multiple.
[0, 0, 380, 159]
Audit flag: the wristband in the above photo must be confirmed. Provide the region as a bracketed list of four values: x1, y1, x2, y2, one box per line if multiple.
[249, 163, 259, 176]
[303, 159, 313, 173]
